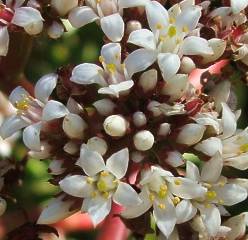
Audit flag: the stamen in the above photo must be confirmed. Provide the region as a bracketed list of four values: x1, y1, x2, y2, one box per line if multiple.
[168, 26, 177, 38]
[206, 191, 217, 200]
[87, 177, 94, 184]
[106, 63, 116, 74]
[158, 203, 166, 209]
[174, 179, 182, 185]
[102, 192, 109, 199]
[169, 17, 175, 24]
[156, 23, 163, 30]
[99, 55, 104, 63]
[97, 180, 108, 192]
[149, 193, 155, 202]
[100, 171, 109, 177]
[172, 197, 181, 206]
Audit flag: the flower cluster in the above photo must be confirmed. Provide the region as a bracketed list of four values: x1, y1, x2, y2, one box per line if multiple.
[1, 0, 248, 239]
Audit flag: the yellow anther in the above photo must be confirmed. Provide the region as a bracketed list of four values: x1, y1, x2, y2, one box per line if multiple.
[112, 179, 119, 184]
[97, 180, 108, 192]
[169, 17, 175, 24]
[99, 55, 104, 63]
[158, 190, 167, 199]
[174, 179, 182, 185]
[106, 63, 116, 74]
[168, 26, 177, 38]
[206, 191, 217, 200]
[239, 144, 248, 153]
[91, 191, 98, 198]
[102, 192, 109, 199]
[203, 183, 212, 189]
[15, 99, 29, 111]
[149, 193, 155, 202]
[159, 35, 166, 42]
[158, 203, 166, 209]
[182, 25, 189, 33]
[218, 199, 224, 204]
[156, 23, 163, 30]
[87, 177, 94, 184]
[160, 184, 168, 191]
[204, 203, 211, 208]
[100, 171, 109, 177]
[172, 197, 181, 206]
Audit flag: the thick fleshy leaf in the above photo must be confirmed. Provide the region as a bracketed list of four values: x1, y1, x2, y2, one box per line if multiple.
[76, 144, 106, 176]
[23, 122, 41, 151]
[230, 0, 248, 14]
[201, 152, 223, 183]
[0, 27, 9, 56]
[145, 1, 169, 33]
[194, 137, 222, 157]
[186, 161, 200, 182]
[37, 195, 77, 224]
[118, 0, 148, 8]
[69, 6, 99, 28]
[153, 198, 177, 238]
[121, 188, 152, 219]
[70, 63, 105, 85]
[0, 115, 28, 139]
[125, 49, 157, 77]
[82, 196, 112, 226]
[9, 86, 30, 106]
[113, 182, 141, 207]
[34, 73, 58, 103]
[128, 29, 156, 50]
[158, 53, 180, 80]
[106, 148, 129, 179]
[100, 13, 124, 42]
[181, 36, 213, 56]
[42, 100, 69, 121]
[176, 200, 197, 224]
[59, 175, 94, 198]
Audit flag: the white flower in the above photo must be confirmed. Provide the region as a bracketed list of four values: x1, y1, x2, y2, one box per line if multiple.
[186, 155, 247, 237]
[51, 0, 78, 16]
[122, 166, 206, 238]
[59, 146, 141, 226]
[0, 73, 69, 151]
[71, 43, 136, 98]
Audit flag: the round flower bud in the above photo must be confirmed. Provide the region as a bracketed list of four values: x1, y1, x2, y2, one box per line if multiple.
[24, 21, 43, 35]
[103, 115, 127, 137]
[47, 21, 64, 39]
[63, 141, 79, 155]
[133, 111, 147, 127]
[126, 20, 142, 35]
[131, 151, 144, 163]
[87, 137, 108, 156]
[133, 130, 154, 151]
[0, 197, 6, 216]
[147, 101, 162, 117]
[138, 69, 157, 92]
[62, 113, 87, 139]
[93, 99, 116, 116]
[180, 57, 196, 74]
[158, 123, 171, 136]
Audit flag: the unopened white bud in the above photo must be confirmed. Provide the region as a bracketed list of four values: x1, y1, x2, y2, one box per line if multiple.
[177, 124, 206, 146]
[147, 101, 161, 117]
[133, 111, 147, 127]
[131, 151, 144, 163]
[166, 151, 184, 167]
[103, 115, 127, 137]
[138, 69, 157, 92]
[158, 123, 170, 136]
[63, 113, 87, 139]
[63, 141, 79, 155]
[93, 99, 116, 116]
[134, 130, 154, 151]
[49, 159, 65, 175]
[180, 57, 196, 74]
[47, 21, 64, 39]
[0, 197, 6, 216]
[87, 137, 108, 156]
[24, 21, 43, 35]
[51, 0, 78, 16]
[29, 142, 51, 159]
[126, 20, 142, 35]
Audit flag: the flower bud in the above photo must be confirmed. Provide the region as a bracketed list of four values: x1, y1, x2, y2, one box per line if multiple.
[24, 21, 43, 35]
[0, 197, 6, 216]
[134, 130, 154, 151]
[158, 123, 170, 136]
[87, 137, 108, 156]
[165, 151, 184, 167]
[49, 160, 65, 175]
[93, 99, 116, 116]
[133, 111, 147, 127]
[147, 101, 162, 117]
[29, 142, 51, 159]
[63, 113, 87, 139]
[180, 57, 196, 74]
[103, 115, 127, 137]
[138, 69, 157, 92]
[131, 151, 144, 163]
[126, 20, 142, 35]
[47, 21, 64, 39]
[63, 141, 79, 155]
[51, 0, 78, 16]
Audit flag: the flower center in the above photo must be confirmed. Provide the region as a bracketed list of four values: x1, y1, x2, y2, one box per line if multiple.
[15, 97, 30, 111]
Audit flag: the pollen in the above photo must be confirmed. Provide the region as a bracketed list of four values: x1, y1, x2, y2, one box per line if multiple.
[99, 55, 104, 63]
[174, 179, 182, 185]
[149, 193, 155, 202]
[158, 203, 166, 209]
[156, 23, 163, 30]
[172, 197, 181, 206]
[168, 26, 177, 38]
[206, 191, 217, 200]
[100, 171, 109, 177]
[169, 17, 175, 24]
[97, 180, 108, 192]
[239, 144, 248, 153]
[15, 98, 29, 111]
[106, 63, 116, 74]
[102, 192, 109, 199]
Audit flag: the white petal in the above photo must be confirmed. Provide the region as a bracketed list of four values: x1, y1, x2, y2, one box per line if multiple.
[82, 196, 112, 226]
[158, 53, 180, 80]
[124, 49, 157, 77]
[194, 137, 222, 157]
[201, 152, 223, 183]
[220, 103, 237, 139]
[169, 177, 207, 199]
[49, 159, 65, 175]
[106, 148, 129, 179]
[113, 182, 141, 207]
[166, 151, 184, 167]
[153, 198, 177, 238]
[119, 0, 148, 8]
[23, 123, 41, 151]
[70, 63, 105, 85]
[146, 1, 169, 33]
[69, 6, 99, 28]
[34, 73, 58, 103]
[93, 99, 116, 116]
[176, 200, 197, 224]
[128, 29, 156, 50]
[224, 153, 248, 170]
[186, 161, 200, 182]
[9, 86, 30, 106]
[101, 42, 121, 66]
[42, 100, 69, 121]
[66, 97, 83, 114]
[121, 188, 152, 219]
[231, 0, 248, 14]
[182, 36, 214, 56]
[100, 13, 124, 42]
[0, 27, 9, 56]
[59, 175, 94, 198]
[51, 0, 78, 16]
[76, 144, 105, 176]
[6, 0, 25, 8]
[37, 195, 77, 225]
[0, 115, 28, 139]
